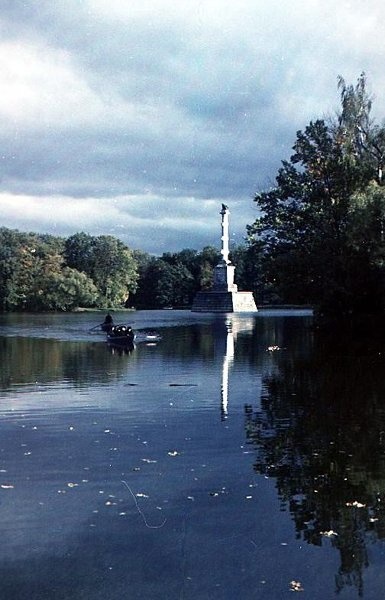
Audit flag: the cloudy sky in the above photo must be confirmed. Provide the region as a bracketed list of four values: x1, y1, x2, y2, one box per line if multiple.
[1, 0, 385, 255]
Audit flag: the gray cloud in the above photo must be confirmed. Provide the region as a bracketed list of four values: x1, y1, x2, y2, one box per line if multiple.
[1, 0, 385, 254]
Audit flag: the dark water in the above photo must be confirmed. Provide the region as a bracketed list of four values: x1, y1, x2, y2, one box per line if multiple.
[1, 309, 385, 599]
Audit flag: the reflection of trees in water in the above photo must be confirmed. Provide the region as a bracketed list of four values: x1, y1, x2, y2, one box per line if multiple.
[245, 331, 385, 597]
[159, 316, 314, 367]
[0, 337, 133, 391]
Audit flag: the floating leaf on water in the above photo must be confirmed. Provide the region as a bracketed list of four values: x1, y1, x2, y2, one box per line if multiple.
[289, 580, 304, 592]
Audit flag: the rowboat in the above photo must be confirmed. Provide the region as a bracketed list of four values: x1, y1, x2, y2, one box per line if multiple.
[107, 325, 135, 346]
[107, 326, 162, 346]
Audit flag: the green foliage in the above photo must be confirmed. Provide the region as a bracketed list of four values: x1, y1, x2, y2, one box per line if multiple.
[132, 246, 221, 308]
[33, 267, 99, 311]
[64, 232, 95, 274]
[90, 235, 138, 307]
[0, 226, 224, 312]
[0, 228, 137, 311]
[248, 73, 385, 317]
[65, 233, 138, 307]
[0, 228, 65, 310]
[133, 256, 194, 308]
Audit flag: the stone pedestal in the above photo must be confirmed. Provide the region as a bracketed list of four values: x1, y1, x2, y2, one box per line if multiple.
[191, 290, 257, 313]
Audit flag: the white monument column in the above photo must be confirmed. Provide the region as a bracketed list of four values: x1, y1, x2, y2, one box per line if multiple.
[213, 204, 237, 291]
[220, 204, 231, 265]
[191, 203, 257, 312]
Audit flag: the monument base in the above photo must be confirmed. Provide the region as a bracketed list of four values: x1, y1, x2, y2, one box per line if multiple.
[191, 291, 257, 313]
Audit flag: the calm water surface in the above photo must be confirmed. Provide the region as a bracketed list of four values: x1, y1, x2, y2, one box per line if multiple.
[1, 309, 385, 599]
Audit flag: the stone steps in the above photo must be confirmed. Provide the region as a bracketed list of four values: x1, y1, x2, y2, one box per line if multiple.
[191, 291, 257, 313]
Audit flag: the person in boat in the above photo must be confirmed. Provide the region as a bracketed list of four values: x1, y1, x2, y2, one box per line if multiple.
[101, 313, 114, 331]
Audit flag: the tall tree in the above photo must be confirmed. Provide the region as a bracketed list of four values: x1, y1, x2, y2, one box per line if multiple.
[65, 233, 138, 307]
[247, 74, 385, 317]
[90, 235, 138, 307]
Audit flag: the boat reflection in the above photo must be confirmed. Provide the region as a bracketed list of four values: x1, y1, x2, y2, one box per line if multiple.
[107, 341, 135, 356]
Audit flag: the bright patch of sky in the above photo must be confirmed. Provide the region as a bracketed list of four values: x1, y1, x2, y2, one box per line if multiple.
[0, 0, 384, 254]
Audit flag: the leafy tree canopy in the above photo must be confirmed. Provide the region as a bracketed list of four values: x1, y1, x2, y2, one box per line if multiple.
[247, 73, 385, 318]
[0, 228, 138, 311]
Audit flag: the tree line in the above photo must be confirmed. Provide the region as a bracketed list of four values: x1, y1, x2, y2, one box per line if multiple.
[0, 228, 257, 311]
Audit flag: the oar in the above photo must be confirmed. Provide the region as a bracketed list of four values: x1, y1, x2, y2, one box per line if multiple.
[89, 323, 104, 332]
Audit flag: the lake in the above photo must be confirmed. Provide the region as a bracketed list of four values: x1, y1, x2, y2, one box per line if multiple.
[1, 309, 385, 599]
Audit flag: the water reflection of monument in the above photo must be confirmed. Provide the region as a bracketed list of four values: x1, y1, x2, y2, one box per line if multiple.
[216, 317, 255, 419]
[220, 321, 234, 419]
[192, 205, 258, 313]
